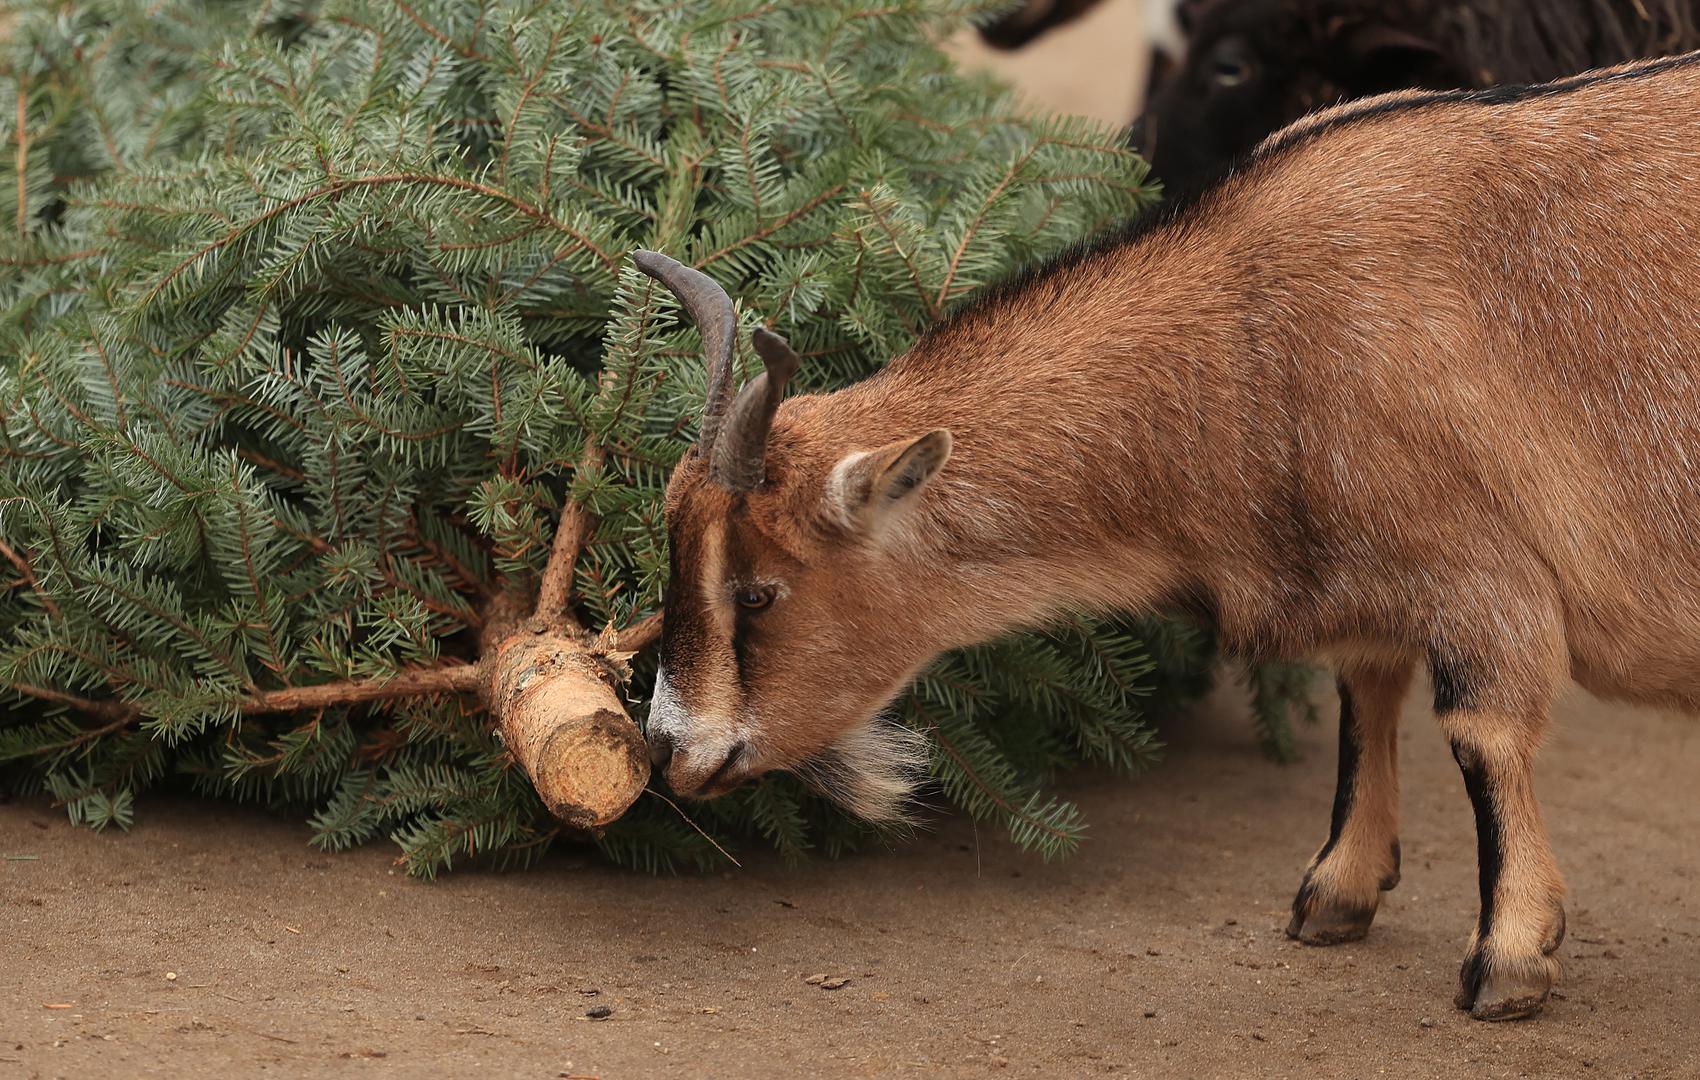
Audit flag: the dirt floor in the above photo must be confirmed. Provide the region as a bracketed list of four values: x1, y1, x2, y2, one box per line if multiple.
[5, 4, 1699, 1078]
[3, 681, 1697, 1079]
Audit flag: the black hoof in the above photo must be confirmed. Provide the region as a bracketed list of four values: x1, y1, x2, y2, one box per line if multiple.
[1455, 950, 1556, 1021]
[1287, 881, 1376, 945]
[1287, 903, 1375, 945]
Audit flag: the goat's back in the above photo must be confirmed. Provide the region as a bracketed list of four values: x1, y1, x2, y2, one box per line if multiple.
[1202, 54, 1700, 703]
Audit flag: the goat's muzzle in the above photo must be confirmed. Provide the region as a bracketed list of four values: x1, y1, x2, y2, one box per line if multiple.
[655, 731, 755, 800]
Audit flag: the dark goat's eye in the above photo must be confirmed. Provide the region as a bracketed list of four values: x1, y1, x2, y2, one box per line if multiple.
[1212, 58, 1249, 85]
[735, 586, 775, 611]
[1205, 39, 1256, 89]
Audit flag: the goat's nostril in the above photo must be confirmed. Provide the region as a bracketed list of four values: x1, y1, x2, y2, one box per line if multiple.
[648, 729, 677, 771]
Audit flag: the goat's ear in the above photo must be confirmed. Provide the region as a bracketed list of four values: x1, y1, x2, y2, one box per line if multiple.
[825, 430, 953, 534]
[1343, 26, 1462, 92]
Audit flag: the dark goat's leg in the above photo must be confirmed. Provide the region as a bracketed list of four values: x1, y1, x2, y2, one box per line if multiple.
[1287, 658, 1412, 945]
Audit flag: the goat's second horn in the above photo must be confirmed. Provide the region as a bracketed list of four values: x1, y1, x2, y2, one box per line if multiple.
[711, 326, 802, 491]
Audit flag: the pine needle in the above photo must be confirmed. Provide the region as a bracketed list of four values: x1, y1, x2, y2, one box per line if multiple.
[644, 789, 741, 868]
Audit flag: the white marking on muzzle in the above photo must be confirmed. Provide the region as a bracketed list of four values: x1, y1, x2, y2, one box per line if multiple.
[647, 667, 693, 745]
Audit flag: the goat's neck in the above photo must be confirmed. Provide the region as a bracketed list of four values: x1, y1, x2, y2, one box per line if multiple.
[817, 270, 1264, 648]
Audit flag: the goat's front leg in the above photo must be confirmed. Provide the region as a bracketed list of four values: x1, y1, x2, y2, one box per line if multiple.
[1287, 658, 1412, 944]
[1440, 692, 1567, 1020]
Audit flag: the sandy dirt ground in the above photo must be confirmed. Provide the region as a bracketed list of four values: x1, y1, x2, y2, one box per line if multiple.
[6, 3, 1699, 1078]
[4, 684, 1698, 1078]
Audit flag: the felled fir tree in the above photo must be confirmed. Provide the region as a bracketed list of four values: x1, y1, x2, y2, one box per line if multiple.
[0, 0, 1270, 875]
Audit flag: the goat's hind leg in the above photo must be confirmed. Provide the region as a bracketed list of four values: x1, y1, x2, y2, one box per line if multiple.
[1287, 658, 1412, 945]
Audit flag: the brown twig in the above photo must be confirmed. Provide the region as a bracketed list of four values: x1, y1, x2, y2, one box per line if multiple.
[9, 663, 485, 752]
[409, 520, 496, 602]
[533, 443, 607, 627]
[616, 611, 663, 654]
[11, 684, 137, 724]
[0, 538, 61, 619]
[15, 72, 28, 238]
[644, 788, 740, 867]
[235, 446, 305, 483]
[237, 663, 484, 714]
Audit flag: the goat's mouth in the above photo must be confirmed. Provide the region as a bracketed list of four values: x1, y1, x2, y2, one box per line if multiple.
[669, 739, 759, 800]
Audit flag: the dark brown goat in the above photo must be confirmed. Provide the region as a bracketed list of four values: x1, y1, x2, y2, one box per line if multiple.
[983, 0, 1700, 199]
[637, 53, 1700, 1021]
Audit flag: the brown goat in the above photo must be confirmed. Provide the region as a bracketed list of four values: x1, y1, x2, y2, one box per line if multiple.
[636, 51, 1700, 1021]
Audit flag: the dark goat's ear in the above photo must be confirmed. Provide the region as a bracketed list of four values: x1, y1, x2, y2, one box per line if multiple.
[1175, 0, 1209, 35]
[1343, 26, 1463, 92]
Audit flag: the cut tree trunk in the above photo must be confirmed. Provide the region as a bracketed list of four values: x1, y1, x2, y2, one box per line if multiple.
[484, 627, 649, 828]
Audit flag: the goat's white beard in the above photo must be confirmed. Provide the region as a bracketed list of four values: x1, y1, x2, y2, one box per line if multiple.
[795, 715, 931, 823]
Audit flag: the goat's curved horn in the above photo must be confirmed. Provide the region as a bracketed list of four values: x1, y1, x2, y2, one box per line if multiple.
[632, 249, 737, 451]
[712, 327, 801, 491]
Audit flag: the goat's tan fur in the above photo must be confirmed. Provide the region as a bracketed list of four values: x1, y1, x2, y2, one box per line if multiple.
[652, 52, 1700, 1019]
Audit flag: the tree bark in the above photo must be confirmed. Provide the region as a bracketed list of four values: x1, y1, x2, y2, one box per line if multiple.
[483, 627, 650, 829]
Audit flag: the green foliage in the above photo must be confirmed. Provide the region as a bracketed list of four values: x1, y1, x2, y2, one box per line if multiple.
[0, 0, 1243, 874]
[46, 769, 137, 831]
[1243, 661, 1323, 765]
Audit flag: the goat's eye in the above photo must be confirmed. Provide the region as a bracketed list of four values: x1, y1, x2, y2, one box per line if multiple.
[1206, 40, 1256, 88]
[734, 586, 775, 611]
[1213, 60, 1248, 85]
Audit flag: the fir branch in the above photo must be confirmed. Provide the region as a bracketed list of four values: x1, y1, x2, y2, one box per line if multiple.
[927, 714, 1079, 849]
[388, 0, 487, 60]
[699, 184, 847, 268]
[495, 23, 571, 186]
[166, 377, 308, 437]
[935, 140, 1044, 309]
[1243, 661, 1322, 764]
[137, 172, 618, 311]
[856, 187, 938, 320]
